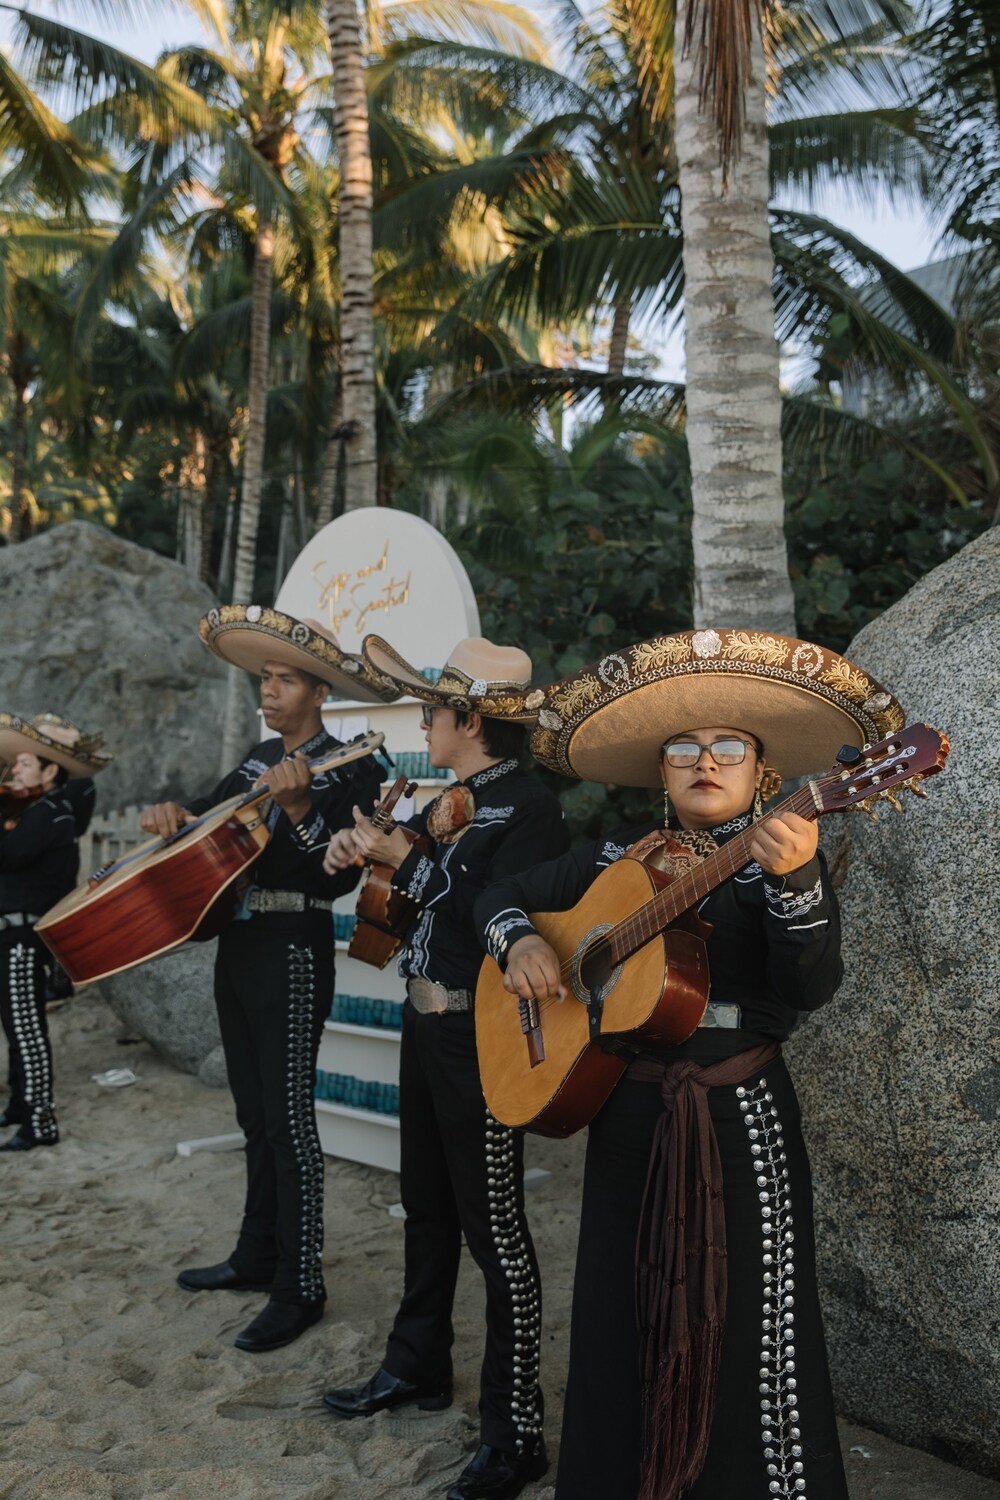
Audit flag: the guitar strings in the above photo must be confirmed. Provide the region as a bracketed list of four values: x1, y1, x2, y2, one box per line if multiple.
[531, 782, 820, 1010]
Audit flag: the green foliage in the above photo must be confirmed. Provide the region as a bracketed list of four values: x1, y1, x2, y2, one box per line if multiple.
[785, 441, 991, 651]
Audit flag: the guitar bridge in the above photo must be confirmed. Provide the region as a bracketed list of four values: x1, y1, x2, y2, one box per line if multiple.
[518, 997, 545, 1068]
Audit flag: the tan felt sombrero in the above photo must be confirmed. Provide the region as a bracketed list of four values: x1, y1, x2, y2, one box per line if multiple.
[362, 636, 544, 722]
[199, 605, 400, 704]
[0, 712, 113, 778]
[529, 628, 905, 786]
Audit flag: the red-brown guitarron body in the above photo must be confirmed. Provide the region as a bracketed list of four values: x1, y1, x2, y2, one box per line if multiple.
[37, 733, 384, 985]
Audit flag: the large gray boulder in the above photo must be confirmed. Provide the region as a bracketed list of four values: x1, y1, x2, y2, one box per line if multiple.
[0, 522, 257, 808]
[788, 525, 999, 1476]
[99, 942, 226, 1084]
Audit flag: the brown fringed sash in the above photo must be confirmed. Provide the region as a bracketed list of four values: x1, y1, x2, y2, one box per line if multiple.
[632, 1042, 781, 1500]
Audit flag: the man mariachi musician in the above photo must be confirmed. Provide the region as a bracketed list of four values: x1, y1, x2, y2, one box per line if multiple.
[322, 636, 568, 1500]
[0, 713, 112, 1153]
[140, 605, 396, 1353]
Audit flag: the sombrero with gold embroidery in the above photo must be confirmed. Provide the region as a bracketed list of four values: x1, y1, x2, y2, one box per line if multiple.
[362, 636, 544, 722]
[0, 712, 113, 778]
[199, 605, 400, 704]
[529, 628, 905, 786]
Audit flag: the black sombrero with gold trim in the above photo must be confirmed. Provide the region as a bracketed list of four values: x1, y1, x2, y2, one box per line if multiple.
[199, 605, 400, 704]
[529, 628, 905, 786]
[0, 712, 113, 778]
[362, 635, 544, 722]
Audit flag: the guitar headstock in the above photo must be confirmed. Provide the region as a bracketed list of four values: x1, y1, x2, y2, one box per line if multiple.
[812, 723, 949, 820]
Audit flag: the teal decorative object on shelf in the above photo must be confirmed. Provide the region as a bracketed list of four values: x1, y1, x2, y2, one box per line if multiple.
[315, 1068, 400, 1116]
[329, 993, 403, 1030]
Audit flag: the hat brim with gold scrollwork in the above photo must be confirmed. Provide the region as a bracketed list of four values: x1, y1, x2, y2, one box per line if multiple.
[198, 606, 400, 705]
[529, 629, 905, 787]
[362, 635, 544, 722]
[0, 712, 113, 778]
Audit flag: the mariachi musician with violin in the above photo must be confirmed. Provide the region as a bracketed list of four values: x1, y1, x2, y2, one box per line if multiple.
[322, 637, 567, 1500]
[139, 605, 395, 1355]
[0, 712, 112, 1153]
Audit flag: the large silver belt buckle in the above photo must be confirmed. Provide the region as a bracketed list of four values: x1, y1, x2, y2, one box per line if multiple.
[699, 1001, 741, 1030]
[408, 979, 449, 1015]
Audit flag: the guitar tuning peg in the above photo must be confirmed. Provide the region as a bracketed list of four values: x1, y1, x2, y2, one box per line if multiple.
[884, 792, 903, 812]
[859, 798, 880, 822]
[907, 776, 929, 799]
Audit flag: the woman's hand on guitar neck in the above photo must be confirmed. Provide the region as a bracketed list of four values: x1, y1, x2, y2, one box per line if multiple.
[140, 803, 197, 839]
[503, 935, 567, 1002]
[749, 810, 818, 876]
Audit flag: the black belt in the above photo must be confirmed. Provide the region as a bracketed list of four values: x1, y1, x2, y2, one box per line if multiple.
[245, 889, 334, 915]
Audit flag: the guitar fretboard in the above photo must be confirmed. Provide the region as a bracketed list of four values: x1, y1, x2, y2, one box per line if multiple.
[607, 783, 817, 965]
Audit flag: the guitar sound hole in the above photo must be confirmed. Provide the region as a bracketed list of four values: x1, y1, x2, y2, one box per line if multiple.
[572, 927, 622, 1004]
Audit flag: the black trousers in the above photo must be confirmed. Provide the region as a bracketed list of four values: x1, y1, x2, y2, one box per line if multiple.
[0, 928, 58, 1144]
[384, 1004, 543, 1455]
[214, 910, 332, 1306]
[557, 1061, 848, 1500]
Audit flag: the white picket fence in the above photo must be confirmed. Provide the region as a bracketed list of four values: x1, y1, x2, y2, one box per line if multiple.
[79, 806, 148, 877]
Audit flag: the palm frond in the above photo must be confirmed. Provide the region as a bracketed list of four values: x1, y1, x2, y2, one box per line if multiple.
[0, 52, 105, 212]
[377, 1, 548, 60]
[769, 108, 935, 206]
[425, 363, 686, 423]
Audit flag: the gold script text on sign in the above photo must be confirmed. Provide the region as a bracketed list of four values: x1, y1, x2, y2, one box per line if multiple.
[311, 541, 411, 638]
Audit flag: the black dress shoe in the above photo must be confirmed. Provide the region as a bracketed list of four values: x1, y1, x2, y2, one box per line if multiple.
[177, 1261, 273, 1294]
[446, 1439, 548, 1500]
[323, 1364, 453, 1418]
[0, 1110, 25, 1128]
[234, 1297, 324, 1352]
[0, 1132, 56, 1152]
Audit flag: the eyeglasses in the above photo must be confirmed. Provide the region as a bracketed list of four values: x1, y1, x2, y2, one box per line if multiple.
[420, 704, 438, 728]
[662, 737, 755, 768]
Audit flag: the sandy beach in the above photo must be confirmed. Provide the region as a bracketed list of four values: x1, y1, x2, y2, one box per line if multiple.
[1, 990, 997, 1500]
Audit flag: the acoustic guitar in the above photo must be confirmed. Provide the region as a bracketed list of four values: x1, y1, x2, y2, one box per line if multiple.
[349, 775, 432, 969]
[475, 724, 949, 1138]
[37, 732, 384, 985]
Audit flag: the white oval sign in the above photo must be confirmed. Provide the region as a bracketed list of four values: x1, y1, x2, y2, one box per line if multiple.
[275, 510, 480, 675]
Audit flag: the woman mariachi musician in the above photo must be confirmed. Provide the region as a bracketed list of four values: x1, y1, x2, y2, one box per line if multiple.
[475, 629, 913, 1500]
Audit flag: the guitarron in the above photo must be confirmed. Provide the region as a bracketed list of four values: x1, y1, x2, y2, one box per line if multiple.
[37, 732, 384, 985]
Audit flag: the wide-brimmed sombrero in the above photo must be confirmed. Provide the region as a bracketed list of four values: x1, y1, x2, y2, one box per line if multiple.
[362, 636, 544, 722]
[529, 628, 905, 786]
[199, 605, 400, 705]
[0, 712, 113, 778]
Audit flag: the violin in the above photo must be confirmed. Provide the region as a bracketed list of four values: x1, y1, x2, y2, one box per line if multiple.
[349, 776, 432, 969]
[0, 783, 47, 830]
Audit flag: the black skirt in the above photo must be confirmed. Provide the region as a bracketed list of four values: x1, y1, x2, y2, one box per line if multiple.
[555, 1058, 848, 1500]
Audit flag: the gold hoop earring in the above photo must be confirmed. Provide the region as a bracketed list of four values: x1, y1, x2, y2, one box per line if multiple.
[759, 766, 782, 802]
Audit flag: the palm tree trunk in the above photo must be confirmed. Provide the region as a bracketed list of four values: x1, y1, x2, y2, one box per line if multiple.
[674, 0, 796, 633]
[221, 213, 275, 771]
[314, 384, 343, 530]
[608, 297, 631, 378]
[326, 0, 377, 512]
[9, 374, 30, 543]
